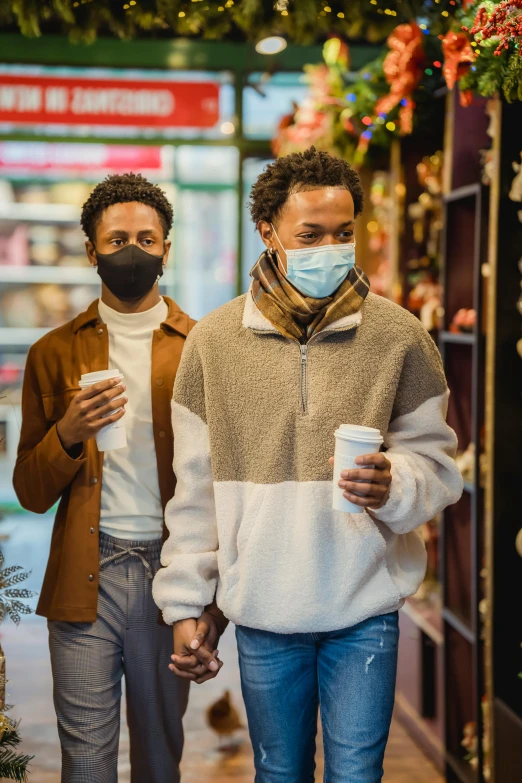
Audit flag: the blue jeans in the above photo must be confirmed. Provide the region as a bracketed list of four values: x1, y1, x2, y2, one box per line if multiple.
[236, 612, 399, 783]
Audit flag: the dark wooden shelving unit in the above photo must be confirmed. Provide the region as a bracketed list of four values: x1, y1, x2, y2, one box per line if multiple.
[439, 178, 487, 783]
[488, 98, 522, 782]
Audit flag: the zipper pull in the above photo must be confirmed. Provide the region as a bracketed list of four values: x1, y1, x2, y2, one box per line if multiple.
[300, 345, 307, 362]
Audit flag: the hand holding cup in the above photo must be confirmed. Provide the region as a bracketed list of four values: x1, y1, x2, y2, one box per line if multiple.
[330, 451, 392, 510]
[57, 377, 127, 451]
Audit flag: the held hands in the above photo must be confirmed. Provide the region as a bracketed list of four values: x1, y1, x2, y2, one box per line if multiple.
[56, 378, 127, 451]
[170, 608, 228, 685]
[329, 452, 392, 510]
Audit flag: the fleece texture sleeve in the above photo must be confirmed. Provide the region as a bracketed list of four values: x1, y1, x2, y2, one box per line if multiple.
[13, 346, 86, 514]
[372, 328, 463, 534]
[152, 329, 219, 625]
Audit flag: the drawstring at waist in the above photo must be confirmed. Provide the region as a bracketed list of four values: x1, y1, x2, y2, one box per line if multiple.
[99, 545, 154, 580]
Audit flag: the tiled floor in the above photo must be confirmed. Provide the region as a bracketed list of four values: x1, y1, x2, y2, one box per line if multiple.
[0, 512, 443, 783]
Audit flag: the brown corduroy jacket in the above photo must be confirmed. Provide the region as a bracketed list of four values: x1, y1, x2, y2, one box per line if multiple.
[13, 297, 196, 622]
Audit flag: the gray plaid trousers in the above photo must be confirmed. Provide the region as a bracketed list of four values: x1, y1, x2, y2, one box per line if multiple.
[48, 532, 189, 783]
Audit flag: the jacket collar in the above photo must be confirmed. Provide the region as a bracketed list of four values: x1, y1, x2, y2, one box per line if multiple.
[73, 296, 191, 337]
[242, 286, 363, 335]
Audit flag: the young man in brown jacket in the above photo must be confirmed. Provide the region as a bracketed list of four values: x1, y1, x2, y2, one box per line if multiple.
[13, 173, 225, 783]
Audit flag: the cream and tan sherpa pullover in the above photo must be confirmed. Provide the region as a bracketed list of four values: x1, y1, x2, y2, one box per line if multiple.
[153, 290, 463, 634]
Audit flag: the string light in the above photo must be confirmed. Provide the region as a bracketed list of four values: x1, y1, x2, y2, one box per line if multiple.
[346, 92, 356, 101]
[370, 0, 377, 4]
[441, 10, 449, 16]
[419, 23, 427, 30]
[433, 60, 441, 67]
[362, 116, 372, 126]
[337, 12, 345, 18]
[367, 221, 379, 233]
[218, 5, 224, 9]
[129, 0, 136, 4]
[386, 121, 396, 131]
[376, 116, 385, 124]
[281, 9, 288, 15]
[425, 68, 433, 75]
[324, 5, 332, 11]
[362, 130, 372, 140]
[178, 10, 185, 16]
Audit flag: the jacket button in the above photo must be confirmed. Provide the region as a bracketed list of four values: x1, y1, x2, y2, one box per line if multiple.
[91, 478, 98, 485]
[90, 527, 95, 534]
[98, 328, 103, 335]
[159, 431, 166, 438]
[156, 378, 164, 386]
[88, 574, 94, 582]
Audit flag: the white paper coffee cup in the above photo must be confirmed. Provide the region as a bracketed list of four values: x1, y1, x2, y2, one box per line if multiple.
[79, 369, 127, 452]
[333, 424, 384, 514]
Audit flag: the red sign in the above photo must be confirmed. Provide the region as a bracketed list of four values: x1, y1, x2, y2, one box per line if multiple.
[0, 74, 220, 128]
[0, 142, 167, 174]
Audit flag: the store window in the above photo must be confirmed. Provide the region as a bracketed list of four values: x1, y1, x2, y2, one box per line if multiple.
[241, 156, 271, 292]
[243, 72, 309, 140]
[172, 146, 238, 319]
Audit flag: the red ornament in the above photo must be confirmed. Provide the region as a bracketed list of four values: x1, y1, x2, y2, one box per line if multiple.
[442, 31, 476, 90]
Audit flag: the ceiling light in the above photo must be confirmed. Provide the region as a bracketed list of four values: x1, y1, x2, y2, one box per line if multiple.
[255, 36, 287, 55]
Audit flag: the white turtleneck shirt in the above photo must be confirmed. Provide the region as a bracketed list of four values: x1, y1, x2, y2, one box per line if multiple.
[98, 297, 168, 540]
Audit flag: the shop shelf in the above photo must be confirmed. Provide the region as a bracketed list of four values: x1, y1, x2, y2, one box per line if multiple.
[440, 331, 476, 346]
[0, 327, 51, 345]
[0, 266, 175, 286]
[0, 266, 97, 285]
[442, 607, 476, 645]
[402, 595, 443, 646]
[445, 749, 475, 783]
[0, 202, 78, 224]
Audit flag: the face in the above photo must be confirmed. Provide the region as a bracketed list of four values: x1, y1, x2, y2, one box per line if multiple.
[258, 187, 355, 272]
[86, 201, 171, 267]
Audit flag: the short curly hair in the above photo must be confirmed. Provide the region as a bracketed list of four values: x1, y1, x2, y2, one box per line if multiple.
[249, 147, 364, 226]
[80, 172, 174, 242]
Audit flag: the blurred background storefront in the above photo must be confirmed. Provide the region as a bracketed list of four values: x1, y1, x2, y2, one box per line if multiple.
[0, 2, 521, 782]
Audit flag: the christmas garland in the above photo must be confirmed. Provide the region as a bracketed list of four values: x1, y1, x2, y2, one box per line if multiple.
[274, 1, 522, 163]
[273, 27, 445, 163]
[2, 0, 457, 43]
[455, 0, 522, 103]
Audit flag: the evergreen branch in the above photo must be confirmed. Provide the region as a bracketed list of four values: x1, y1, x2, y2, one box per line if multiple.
[0, 747, 33, 782]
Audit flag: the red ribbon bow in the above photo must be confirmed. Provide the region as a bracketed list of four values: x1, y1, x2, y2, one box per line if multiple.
[442, 31, 476, 91]
[375, 22, 425, 135]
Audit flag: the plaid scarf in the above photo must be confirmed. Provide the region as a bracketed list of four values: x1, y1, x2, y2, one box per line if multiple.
[250, 250, 370, 342]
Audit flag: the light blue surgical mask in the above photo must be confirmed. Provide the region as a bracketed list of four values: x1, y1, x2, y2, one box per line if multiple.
[271, 226, 356, 299]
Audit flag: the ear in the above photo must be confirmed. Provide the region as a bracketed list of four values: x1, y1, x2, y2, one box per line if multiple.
[258, 220, 275, 251]
[162, 239, 171, 266]
[86, 240, 97, 267]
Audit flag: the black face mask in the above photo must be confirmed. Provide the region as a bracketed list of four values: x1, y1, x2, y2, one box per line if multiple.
[95, 244, 164, 301]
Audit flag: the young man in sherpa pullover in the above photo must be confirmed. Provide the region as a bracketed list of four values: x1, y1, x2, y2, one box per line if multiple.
[153, 148, 463, 783]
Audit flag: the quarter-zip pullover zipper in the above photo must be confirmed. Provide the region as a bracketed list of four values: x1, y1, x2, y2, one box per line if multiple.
[300, 345, 308, 414]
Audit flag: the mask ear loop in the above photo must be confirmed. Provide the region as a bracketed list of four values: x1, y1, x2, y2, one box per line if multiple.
[269, 224, 287, 277]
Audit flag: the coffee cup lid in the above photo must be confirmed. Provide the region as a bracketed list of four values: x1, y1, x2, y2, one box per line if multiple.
[334, 424, 383, 443]
[79, 369, 122, 385]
